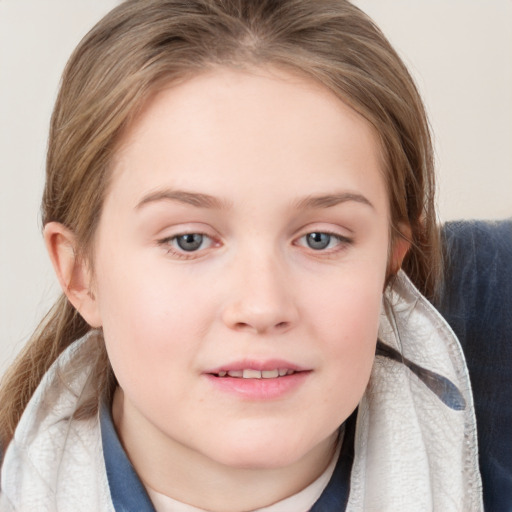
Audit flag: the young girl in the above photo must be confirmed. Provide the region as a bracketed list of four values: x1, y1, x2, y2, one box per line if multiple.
[0, 0, 483, 510]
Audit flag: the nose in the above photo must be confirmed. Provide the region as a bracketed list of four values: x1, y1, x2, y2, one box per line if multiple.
[221, 249, 299, 335]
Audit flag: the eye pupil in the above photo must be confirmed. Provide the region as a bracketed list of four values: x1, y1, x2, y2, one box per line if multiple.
[307, 232, 330, 250]
[176, 234, 203, 251]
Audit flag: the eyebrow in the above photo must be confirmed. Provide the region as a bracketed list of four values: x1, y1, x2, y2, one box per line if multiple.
[294, 192, 374, 210]
[135, 189, 231, 210]
[135, 188, 374, 212]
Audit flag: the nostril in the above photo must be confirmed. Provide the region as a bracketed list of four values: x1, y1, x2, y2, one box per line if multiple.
[232, 321, 289, 333]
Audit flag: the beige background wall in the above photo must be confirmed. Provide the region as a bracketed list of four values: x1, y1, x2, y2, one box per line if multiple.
[1, 1, 511, 374]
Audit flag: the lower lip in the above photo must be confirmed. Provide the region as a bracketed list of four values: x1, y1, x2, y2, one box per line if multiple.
[204, 372, 310, 400]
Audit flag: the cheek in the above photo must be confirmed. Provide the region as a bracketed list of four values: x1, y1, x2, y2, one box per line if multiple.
[93, 255, 210, 386]
[327, 289, 380, 367]
[307, 266, 384, 408]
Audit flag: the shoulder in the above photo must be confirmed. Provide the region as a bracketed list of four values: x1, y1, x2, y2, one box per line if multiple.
[436, 219, 512, 511]
[441, 219, 512, 299]
[438, 219, 512, 356]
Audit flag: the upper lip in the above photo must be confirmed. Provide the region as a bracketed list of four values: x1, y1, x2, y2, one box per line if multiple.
[204, 359, 309, 375]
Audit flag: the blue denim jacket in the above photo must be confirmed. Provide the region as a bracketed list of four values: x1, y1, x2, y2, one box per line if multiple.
[437, 220, 512, 512]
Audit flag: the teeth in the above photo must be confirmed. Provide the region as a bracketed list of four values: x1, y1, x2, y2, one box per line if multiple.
[218, 369, 296, 378]
[243, 369, 261, 379]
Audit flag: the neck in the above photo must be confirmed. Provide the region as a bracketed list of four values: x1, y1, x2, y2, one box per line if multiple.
[112, 388, 338, 512]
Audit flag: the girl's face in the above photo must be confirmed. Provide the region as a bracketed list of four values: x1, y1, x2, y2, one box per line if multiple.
[90, 68, 392, 473]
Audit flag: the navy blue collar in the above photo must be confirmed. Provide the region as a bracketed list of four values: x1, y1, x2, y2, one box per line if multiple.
[100, 403, 156, 511]
[310, 410, 354, 511]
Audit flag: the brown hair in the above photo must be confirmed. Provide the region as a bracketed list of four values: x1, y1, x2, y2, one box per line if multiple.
[0, 0, 439, 450]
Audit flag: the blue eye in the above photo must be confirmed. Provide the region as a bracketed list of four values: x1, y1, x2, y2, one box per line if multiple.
[175, 233, 205, 251]
[305, 232, 334, 250]
[158, 231, 217, 259]
[297, 231, 351, 252]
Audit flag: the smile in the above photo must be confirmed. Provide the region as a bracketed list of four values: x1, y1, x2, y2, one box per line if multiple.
[215, 369, 297, 379]
[204, 360, 310, 399]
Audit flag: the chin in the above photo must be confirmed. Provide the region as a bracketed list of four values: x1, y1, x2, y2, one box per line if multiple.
[207, 432, 316, 471]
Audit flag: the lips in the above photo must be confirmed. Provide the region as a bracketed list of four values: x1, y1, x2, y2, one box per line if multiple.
[204, 360, 310, 399]
[214, 368, 297, 379]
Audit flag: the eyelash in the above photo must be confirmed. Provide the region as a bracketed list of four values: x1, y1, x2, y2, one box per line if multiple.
[157, 230, 353, 259]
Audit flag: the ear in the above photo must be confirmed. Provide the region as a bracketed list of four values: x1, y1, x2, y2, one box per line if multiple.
[390, 222, 412, 276]
[44, 222, 102, 328]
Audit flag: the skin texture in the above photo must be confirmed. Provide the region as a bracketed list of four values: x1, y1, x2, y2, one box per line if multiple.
[45, 67, 407, 511]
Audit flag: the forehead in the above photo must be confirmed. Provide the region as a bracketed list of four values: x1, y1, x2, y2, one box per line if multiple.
[108, 66, 387, 212]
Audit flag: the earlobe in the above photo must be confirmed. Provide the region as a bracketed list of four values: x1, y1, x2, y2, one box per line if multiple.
[44, 222, 102, 327]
